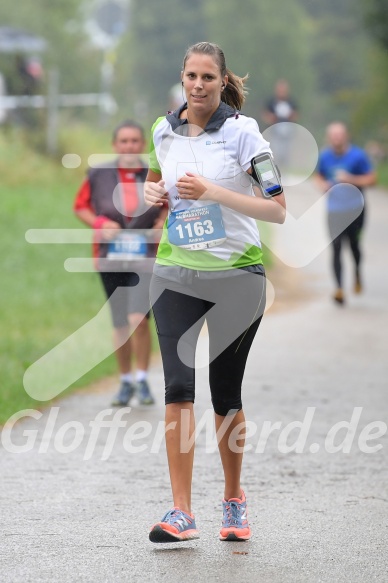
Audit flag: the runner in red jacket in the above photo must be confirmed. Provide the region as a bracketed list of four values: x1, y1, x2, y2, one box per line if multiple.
[74, 120, 166, 406]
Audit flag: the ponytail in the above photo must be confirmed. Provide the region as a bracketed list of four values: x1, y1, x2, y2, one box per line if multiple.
[222, 68, 248, 110]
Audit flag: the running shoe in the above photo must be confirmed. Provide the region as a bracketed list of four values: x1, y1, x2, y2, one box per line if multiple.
[149, 508, 199, 543]
[111, 381, 136, 407]
[219, 490, 251, 541]
[333, 288, 345, 305]
[137, 379, 155, 405]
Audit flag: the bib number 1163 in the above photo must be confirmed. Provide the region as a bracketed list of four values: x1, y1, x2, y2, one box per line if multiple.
[175, 219, 214, 240]
[167, 204, 226, 250]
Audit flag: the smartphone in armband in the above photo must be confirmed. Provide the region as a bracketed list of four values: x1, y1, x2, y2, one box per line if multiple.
[251, 153, 283, 198]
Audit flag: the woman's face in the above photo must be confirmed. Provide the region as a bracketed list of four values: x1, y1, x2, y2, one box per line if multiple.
[182, 53, 228, 118]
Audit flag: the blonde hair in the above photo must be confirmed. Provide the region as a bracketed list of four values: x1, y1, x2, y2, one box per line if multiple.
[182, 42, 248, 110]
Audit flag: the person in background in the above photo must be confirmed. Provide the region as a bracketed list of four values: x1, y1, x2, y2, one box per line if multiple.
[315, 122, 376, 304]
[168, 81, 185, 112]
[262, 79, 298, 171]
[15, 54, 43, 96]
[74, 120, 165, 406]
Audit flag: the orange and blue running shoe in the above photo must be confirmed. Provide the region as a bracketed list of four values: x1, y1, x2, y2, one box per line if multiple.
[149, 507, 199, 543]
[219, 490, 251, 541]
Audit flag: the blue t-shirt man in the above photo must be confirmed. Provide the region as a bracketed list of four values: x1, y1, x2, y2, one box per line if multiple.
[317, 145, 373, 213]
[315, 122, 376, 304]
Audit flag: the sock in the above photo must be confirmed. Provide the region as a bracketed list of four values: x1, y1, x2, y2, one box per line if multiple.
[136, 370, 147, 383]
[120, 373, 133, 384]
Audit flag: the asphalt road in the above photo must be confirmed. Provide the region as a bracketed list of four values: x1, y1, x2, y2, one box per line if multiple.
[1, 183, 387, 583]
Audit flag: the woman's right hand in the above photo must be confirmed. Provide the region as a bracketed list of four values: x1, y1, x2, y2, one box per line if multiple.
[144, 180, 168, 207]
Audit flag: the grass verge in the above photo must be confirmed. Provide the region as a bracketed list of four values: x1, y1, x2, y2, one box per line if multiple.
[0, 128, 121, 424]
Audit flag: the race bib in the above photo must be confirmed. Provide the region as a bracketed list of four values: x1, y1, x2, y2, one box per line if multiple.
[167, 204, 226, 250]
[107, 232, 147, 260]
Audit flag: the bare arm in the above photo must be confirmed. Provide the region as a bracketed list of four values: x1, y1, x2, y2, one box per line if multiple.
[152, 206, 168, 229]
[335, 169, 377, 188]
[314, 172, 333, 193]
[314, 169, 377, 193]
[211, 183, 286, 223]
[176, 172, 286, 224]
[74, 207, 98, 228]
[74, 208, 121, 240]
[262, 110, 277, 126]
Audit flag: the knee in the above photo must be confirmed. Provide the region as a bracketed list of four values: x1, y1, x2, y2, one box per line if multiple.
[165, 376, 195, 405]
[212, 395, 242, 417]
[129, 313, 148, 332]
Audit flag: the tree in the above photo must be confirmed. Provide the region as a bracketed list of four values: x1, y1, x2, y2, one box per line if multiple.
[204, 0, 315, 126]
[363, 0, 388, 50]
[351, 0, 388, 143]
[116, 0, 206, 125]
[298, 0, 374, 134]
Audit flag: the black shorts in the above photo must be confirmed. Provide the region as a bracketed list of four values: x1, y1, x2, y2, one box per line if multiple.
[99, 271, 152, 328]
[150, 267, 266, 416]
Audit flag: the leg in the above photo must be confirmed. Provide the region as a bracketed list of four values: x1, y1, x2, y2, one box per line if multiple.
[331, 236, 342, 289]
[99, 271, 133, 371]
[112, 325, 132, 374]
[348, 232, 361, 287]
[205, 272, 265, 498]
[127, 271, 153, 372]
[149, 397, 200, 542]
[165, 402, 195, 513]
[128, 313, 151, 372]
[150, 276, 208, 513]
[211, 316, 262, 500]
[110, 318, 136, 405]
[205, 272, 265, 540]
[215, 409, 247, 500]
[99, 271, 136, 405]
[327, 213, 345, 303]
[328, 212, 344, 288]
[128, 312, 154, 405]
[347, 209, 365, 292]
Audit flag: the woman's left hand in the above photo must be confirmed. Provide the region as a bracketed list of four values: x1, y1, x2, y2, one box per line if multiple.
[176, 172, 214, 201]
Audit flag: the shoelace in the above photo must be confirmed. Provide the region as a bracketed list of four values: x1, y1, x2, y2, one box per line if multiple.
[224, 501, 243, 526]
[163, 509, 192, 528]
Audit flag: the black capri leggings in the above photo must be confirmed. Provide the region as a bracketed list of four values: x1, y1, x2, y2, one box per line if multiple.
[328, 208, 365, 288]
[150, 269, 266, 416]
